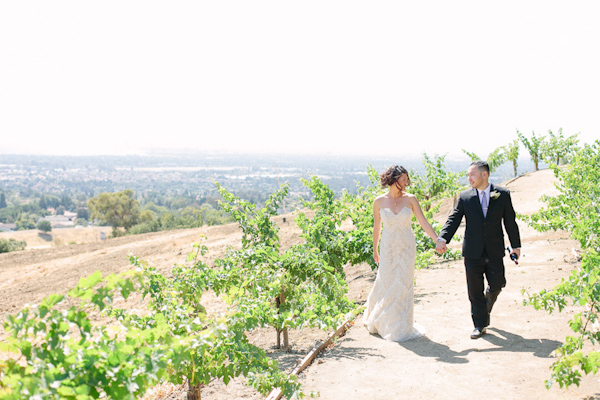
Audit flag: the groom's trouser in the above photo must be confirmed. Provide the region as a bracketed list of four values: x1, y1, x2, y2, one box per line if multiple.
[464, 255, 506, 328]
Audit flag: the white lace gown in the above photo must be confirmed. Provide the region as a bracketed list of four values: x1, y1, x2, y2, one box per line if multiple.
[363, 207, 425, 342]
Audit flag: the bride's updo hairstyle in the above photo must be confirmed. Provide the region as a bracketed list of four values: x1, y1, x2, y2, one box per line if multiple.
[380, 165, 411, 188]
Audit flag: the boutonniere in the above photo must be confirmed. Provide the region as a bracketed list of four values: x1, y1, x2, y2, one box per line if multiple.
[490, 190, 500, 200]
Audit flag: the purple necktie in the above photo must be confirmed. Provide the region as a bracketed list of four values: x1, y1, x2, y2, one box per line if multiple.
[481, 191, 488, 217]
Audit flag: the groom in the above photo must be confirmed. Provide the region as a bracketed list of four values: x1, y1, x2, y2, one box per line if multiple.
[436, 161, 521, 339]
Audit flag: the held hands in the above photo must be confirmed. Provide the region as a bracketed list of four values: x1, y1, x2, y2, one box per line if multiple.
[435, 240, 447, 255]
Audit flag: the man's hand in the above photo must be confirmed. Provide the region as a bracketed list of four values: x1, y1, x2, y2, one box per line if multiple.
[511, 247, 521, 260]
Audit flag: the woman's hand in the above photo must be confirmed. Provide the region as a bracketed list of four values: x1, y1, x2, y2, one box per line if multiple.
[373, 248, 379, 264]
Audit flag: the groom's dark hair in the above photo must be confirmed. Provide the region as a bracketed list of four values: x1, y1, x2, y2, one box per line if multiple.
[470, 160, 490, 174]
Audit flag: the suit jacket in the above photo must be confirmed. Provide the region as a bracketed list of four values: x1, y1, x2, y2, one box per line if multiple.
[440, 184, 521, 259]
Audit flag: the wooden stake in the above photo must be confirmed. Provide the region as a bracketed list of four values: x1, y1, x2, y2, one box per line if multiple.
[276, 328, 281, 349]
[265, 319, 352, 400]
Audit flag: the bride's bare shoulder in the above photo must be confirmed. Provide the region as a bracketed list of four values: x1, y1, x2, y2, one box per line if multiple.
[404, 193, 420, 208]
[374, 194, 388, 202]
[404, 193, 418, 202]
[373, 194, 388, 208]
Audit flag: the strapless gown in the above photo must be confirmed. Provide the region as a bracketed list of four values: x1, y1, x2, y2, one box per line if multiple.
[363, 207, 425, 342]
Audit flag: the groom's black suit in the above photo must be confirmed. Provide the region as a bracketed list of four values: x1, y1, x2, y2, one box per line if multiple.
[440, 184, 521, 328]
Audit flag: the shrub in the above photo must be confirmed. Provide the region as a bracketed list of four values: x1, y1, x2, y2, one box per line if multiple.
[0, 238, 26, 253]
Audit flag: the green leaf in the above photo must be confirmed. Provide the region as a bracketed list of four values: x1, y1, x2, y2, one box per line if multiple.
[78, 270, 103, 290]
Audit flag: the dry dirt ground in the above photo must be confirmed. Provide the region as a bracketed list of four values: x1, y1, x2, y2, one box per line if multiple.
[1, 168, 599, 399]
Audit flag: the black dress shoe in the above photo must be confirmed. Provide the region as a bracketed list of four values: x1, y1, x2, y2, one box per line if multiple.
[470, 327, 487, 339]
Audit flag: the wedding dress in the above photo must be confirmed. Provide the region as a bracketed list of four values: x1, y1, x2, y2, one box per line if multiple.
[363, 207, 425, 342]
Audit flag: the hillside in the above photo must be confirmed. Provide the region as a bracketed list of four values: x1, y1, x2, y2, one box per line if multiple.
[1, 168, 599, 399]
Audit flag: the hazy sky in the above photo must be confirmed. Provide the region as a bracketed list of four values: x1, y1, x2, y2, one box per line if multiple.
[1, 1, 598, 158]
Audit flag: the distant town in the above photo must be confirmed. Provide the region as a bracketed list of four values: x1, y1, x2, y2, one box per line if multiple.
[0, 152, 538, 234]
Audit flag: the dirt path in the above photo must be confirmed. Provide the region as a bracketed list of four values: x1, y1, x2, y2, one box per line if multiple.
[1, 169, 599, 399]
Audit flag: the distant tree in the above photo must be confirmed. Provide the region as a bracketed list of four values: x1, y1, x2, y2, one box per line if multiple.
[141, 201, 168, 215]
[37, 220, 52, 233]
[15, 213, 36, 230]
[18, 188, 35, 199]
[0, 193, 7, 209]
[38, 195, 48, 210]
[517, 129, 545, 171]
[161, 213, 178, 230]
[199, 203, 232, 226]
[45, 195, 61, 209]
[55, 205, 65, 215]
[181, 207, 204, 227]
[76, 208, 90, 220]
[60, 194, 74, 211]
[76, 193, 88, 204]
[88, 190, 140, 236]
[139, 210, 155, 224]
[503, 139, 520, 177]
[462, 146, 506, 173]
[169, 197, 190, 210]
[541, 128, 580, 165]
[74, 218, 88, 227]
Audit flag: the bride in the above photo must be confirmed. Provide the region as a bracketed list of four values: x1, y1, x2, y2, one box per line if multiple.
[363, 165, 439, 342]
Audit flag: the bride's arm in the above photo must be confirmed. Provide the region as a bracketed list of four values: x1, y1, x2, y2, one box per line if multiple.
[410, 196, 438, 242]
[372, 199, 382, 264]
